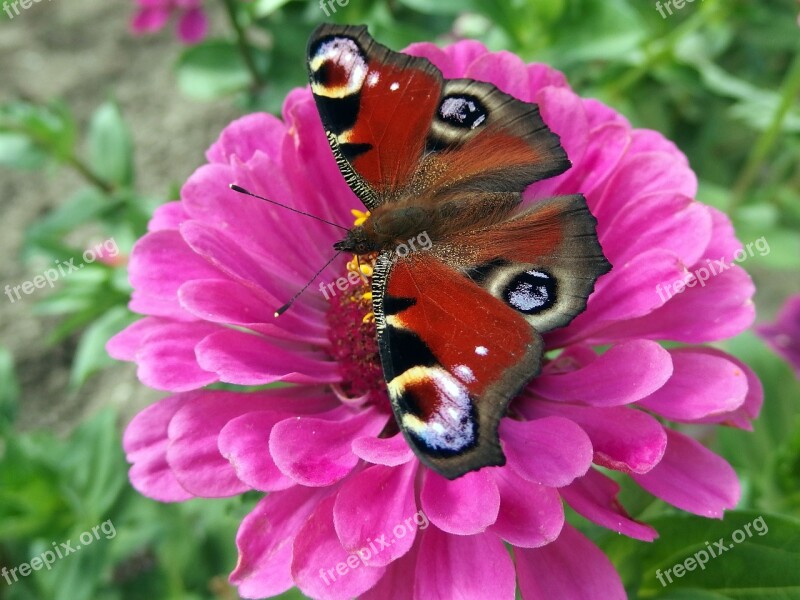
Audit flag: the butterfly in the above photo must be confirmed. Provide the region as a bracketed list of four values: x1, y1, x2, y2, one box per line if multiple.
[307, 24, 611, 480]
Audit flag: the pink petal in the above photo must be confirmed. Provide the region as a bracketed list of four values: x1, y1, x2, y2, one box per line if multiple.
[595, 151, 697, 220]
[106, 316, 162, 362]
[206, 113, 287, 165]
[549, 249, 688, 346]
[128, 229, 221, 316]
[218, 411, 295, 492]
[488, 466, 564, 548]
[359, 541, 417, 600]
[757, 294, 800, 379]
[123, 394, 192, 502]
[420, 469, 500, 535]
[130, 6, 169, 34]
[178, 279, 327, 346]
[292, 495, 386, 600]
[195, 329, 340, 386]
[633, 429, 739, 517]
[351, 433, 414, 467]
[530, 340, 672, 406]
[415, 528, 515, 600]
[166, 391, 286, 497]
[562, 469, 658, 541]
[270, 408, 386, 486]
[132, 320, 219, 391]
[148, 201, 187, 231]
[231, 486, 327, 598]
[535, 403, 667, 474]
[692, 348, 763, 428]
[600, 263, 756, 343]
[602, 192, 712, 267]
[333, 462, 418, 566]
[500, 416, 593, 486]
[176, 7, 207, 44]
[517, 525, 626, 600]
[464, 50, 533, 100]
[638, 348, 748, 421]
[564, 122, 630, 200]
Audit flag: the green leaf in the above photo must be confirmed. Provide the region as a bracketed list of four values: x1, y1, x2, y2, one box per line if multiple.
[176, 40, 252, 100]
[0, 131, 49, 169]
[0, 346, 20, 427]
[87, 101, 134, 188]
[251, 0, 293, 17]
[396, 0, 477, 15]
[70, 306, 138, 388]
[605, 511, 800, 598]
[0, 100, 76, 161]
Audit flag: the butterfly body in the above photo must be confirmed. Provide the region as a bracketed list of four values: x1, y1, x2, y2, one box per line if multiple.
[308, 24, 611, 479]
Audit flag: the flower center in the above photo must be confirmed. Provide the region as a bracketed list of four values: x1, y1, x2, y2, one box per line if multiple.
[325, 210, 391, 409]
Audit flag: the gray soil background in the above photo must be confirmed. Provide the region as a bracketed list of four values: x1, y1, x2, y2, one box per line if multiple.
[0, 1, 242, 432]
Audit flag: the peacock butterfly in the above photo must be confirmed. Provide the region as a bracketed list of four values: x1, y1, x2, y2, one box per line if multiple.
[306, 23, 611, 479]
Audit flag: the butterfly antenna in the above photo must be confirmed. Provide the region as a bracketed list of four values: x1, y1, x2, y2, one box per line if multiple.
[229, 184, 348, 231]
[275, 250, 343, 317]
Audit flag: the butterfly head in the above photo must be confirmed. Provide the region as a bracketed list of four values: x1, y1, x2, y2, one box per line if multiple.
[333, 226, 378, 255]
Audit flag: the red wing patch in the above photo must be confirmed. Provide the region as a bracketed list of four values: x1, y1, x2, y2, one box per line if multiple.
[374, 253, 542, 479]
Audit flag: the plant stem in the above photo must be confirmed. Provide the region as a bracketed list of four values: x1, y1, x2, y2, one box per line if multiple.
[67, 155, 115, 194]
[220, 0, 264, 90]
[729, 53, 800, 212]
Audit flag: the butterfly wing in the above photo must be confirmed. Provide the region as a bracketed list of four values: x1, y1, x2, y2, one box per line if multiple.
[372, 194, 610, 479]
[373, 251, 543, 479]
[307, 24, 570, 210]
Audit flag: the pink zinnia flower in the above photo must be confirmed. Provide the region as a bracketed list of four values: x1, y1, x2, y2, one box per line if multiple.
[130, 0, 208, 45]
[757, 294, 800, 377]
[108, 38, 763, 599]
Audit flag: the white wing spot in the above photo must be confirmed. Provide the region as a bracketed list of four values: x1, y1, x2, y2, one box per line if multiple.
[390, 81, 400, 91]
[454, 364, 475, 382]
[475, 346, 488, 356]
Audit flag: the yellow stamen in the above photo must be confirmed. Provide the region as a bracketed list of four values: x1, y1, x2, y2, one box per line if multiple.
[351, 209, 370, 227]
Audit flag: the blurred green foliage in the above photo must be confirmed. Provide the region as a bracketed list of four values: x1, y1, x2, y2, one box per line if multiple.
[1, 0, 799, 598]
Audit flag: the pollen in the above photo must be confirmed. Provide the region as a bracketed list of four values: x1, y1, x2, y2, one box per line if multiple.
[351, 208, 370, 227]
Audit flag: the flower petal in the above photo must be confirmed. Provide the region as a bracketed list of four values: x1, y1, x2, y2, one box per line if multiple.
[231, 486, 327, 598]
[517, 525, 626, 600]
[633, 429, 739, 517]
[123, 394, 192, 502]
[333, 462, 418, 566]
[638, 348, 748, 421]
[562, 469, 658, 541]
[532, 403, 667, 474]
[351, 433, 414, 467]
[195, 329, 340, 386]
[270, 408, 386, 486]
[500, 416, 593, 486]
[530, 340, 672, 406]
[415, 528, 515, 600]
[420, 469, 500, 535]
[167, 391, 286, 497]
[292, 495, 386, 600]
[218, 411, 296, 492]
[488, 466, 564, 548]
